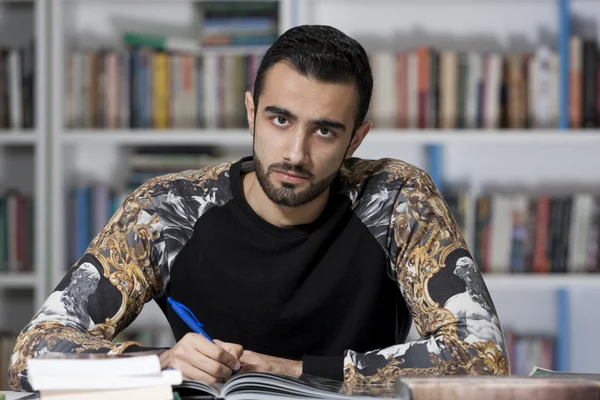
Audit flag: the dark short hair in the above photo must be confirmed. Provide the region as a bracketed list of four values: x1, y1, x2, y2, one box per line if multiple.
[252, 25, 373, 132]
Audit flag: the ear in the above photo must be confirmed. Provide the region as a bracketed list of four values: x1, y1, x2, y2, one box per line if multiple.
[244, 91, 255, 135]
[345, 120, 372, 159]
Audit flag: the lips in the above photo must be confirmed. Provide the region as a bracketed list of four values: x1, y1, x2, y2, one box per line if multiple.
[274, 170, 309, 183]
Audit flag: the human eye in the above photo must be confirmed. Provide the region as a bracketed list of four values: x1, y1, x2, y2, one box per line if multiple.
[316, 127, 335, 138]
[271, 116, 289, 128]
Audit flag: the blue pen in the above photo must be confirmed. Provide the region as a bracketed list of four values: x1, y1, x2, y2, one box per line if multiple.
[167, 297, 239, 374]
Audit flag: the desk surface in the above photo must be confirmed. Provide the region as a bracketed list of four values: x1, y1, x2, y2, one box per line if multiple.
[0, 391, 33, 400]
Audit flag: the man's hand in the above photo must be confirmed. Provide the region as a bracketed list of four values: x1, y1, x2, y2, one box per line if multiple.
[159, 333, 243, 384]
[239, 350, 302, 378]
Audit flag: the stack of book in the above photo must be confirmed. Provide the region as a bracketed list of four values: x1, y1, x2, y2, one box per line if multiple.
[198, 1, 279, 47]
[27, 353, 181, 400]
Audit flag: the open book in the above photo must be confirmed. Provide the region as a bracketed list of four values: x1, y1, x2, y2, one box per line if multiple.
[529, 366, 600, 382]
[173, 372, 410, 400]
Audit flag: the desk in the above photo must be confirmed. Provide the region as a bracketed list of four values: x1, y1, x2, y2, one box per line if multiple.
[398, 376, 600, 400]
[0, 392, 34, 400]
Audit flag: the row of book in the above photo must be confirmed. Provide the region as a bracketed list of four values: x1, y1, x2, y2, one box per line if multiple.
[0, 191, 34, 273]
[505, 332, 555, 376]
[197, 1, 279, 47]
[0, 332, 17, 390]
[370, 35, 599, 130]
[447, 191, 600, 274]
[64, 49, 262, 129]
[0, 42, 35, 131]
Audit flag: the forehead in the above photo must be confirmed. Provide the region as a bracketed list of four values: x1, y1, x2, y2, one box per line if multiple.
[259, 62, 358, 120]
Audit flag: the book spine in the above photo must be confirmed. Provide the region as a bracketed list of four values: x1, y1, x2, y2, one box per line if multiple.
[152, 52, 169, 129]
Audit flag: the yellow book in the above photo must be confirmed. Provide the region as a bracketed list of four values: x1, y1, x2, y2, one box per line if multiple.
[152, 52, 170, 129]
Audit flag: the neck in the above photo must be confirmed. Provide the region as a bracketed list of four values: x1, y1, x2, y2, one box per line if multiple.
[242, 172, 330, 227]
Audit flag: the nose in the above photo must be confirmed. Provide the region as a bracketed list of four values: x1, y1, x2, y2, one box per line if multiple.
[282, 128, 309, 166]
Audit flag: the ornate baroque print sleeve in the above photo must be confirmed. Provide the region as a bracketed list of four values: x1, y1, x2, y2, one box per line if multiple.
[341, 159, 509, 384]
[8, 165, 231, 391]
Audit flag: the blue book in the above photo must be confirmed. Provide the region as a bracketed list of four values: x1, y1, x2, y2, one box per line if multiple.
[75, 187, 91, 259]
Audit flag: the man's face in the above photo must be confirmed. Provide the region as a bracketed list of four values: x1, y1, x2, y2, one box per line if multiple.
[247, 62, 366, 207]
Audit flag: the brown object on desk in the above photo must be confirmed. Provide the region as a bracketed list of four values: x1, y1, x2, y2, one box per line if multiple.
[396, 376, 600, 400]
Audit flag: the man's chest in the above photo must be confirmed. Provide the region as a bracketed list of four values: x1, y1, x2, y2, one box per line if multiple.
[163, 203, 399, 356]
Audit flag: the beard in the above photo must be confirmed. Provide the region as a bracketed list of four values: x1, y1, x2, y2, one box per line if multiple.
[253, 147, 339, 208]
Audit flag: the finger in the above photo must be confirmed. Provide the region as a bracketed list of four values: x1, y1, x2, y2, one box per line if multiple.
[178, 362, 222, 385]
[182, 349, 234, 380]
[194, 339, 241, 371]
[214, 340, 244, 360]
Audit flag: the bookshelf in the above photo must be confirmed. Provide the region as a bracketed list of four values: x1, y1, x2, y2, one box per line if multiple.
[0, 0, 47, 336]
[36, 0, 600, 377]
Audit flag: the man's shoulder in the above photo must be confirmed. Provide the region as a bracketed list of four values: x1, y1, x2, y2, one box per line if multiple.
[340, 157, 434, 190]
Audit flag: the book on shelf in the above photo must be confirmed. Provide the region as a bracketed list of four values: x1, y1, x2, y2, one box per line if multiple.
[368, 33, 599, 130]
[27, 352, 408, 400]
[0, 40, 35, 131]
[505, 332, 555, 376]
[0, 190, 34, 273]
[197, 1, 279, 47]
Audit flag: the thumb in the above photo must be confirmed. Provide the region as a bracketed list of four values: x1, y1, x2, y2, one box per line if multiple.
[214, 339, 244, 360]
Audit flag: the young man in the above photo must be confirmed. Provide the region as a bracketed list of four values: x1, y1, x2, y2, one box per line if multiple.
[9, 25, 508, 391]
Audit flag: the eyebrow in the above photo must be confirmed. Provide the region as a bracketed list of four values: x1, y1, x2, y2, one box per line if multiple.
[264, 105, 347, 132]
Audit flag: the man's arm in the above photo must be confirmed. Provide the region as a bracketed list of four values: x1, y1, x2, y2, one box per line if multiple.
[8, 182, 167, 391]
[343, 168, 509, 384]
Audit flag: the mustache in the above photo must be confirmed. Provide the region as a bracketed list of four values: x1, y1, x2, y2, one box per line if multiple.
[268, 163, 314, 178]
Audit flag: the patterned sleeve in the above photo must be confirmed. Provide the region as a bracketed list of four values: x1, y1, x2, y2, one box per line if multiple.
[343, 163, 509, 384]
[8, 181, 168, 391]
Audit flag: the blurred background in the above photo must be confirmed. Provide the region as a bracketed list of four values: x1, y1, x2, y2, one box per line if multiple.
[1, 0, 600, 389]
